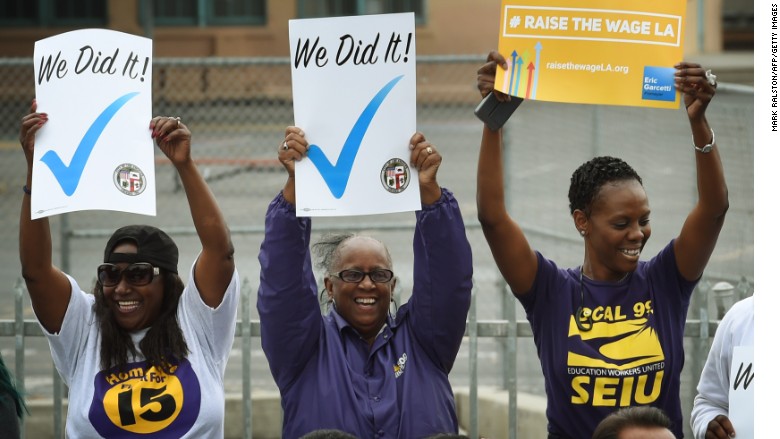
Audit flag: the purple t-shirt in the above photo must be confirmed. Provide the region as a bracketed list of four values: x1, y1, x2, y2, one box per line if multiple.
[518, 240, 695, 439]
[257, 189, 473, 439]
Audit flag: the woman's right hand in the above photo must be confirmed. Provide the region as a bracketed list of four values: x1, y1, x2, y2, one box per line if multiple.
[279, 126, 307, 205]
[278, 126, 307, 179]
[477, 51, 512, 103]
[19, 99, 48, 166]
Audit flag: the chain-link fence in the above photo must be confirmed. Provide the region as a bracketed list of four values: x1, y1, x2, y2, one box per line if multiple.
[0, 56, 753, 438]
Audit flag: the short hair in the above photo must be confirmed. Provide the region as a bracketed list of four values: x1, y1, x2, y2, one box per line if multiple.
[299, 429, 359, 439]
[568, 156, 642, 215]
[591, 406, 672, 439]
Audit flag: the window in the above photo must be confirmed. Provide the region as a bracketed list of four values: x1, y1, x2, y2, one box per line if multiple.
[149, 0, 267, 26]
[297, 0, 426, 24]
[722, 0, 753, 50]
[0, 0, 106, 26]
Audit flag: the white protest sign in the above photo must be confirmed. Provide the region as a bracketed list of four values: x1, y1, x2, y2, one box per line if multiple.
[729, 346, 754, 439]
[31, 29, 154, 219]
[289, 13, 418, 217]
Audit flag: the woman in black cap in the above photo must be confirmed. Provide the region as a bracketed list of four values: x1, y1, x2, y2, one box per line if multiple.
[18, 100, 238, 438]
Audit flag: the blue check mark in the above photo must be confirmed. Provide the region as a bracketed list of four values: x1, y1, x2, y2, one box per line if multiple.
[307, 75, 404, 199]
[40, 92, 140, 196]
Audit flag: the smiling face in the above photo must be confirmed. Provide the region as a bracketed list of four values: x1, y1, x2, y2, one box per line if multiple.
[324, 236, 396, 343]
[102, 241, 165, 331]
[575, 179, 651, 281]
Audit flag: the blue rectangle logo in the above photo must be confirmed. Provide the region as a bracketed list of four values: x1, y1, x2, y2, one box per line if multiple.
[641, 66, 676, 102]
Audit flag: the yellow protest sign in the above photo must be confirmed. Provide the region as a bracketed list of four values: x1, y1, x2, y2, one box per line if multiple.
[496, 0, 686, 108]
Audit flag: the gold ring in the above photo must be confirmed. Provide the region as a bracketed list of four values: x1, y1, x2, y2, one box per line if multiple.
[175, 116, 181, 128]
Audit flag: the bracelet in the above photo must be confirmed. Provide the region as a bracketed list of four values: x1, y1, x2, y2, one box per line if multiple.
[692, 128, 715, 154]
[22, 185, 31, 195]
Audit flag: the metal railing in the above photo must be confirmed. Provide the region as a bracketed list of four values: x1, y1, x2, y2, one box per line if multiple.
[1, 276, 752, 439]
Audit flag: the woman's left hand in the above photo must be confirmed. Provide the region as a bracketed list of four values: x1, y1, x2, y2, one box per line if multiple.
[675, 62, 716, 121]
[409, 132, 442, 204]
[150, 116, 191, 165]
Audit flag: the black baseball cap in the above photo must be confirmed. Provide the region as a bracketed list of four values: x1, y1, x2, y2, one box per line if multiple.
[103, 225, 179, 274]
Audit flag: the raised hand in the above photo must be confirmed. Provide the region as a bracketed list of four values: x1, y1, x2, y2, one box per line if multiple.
[674, 61, 717, 121]
[150, 116, 191, 166]
[19, 99, 48, 165]
[278, 126, 308, 179]
[477, 51, 512, 102]
[409, 132, 442, 205]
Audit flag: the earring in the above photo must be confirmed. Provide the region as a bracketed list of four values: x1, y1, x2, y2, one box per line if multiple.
[389, 297, 398, 318]
[579, 230, 585, 237]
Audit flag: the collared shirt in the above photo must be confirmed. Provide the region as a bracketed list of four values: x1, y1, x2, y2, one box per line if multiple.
[258, 189, 473, 439]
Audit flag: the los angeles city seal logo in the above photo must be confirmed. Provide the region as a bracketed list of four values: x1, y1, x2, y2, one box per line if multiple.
[113, 163, 147, 196]
[380, 158, 410, 194]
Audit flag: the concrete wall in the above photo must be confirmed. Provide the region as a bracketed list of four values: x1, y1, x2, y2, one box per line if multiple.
[454, 387, 548, 439]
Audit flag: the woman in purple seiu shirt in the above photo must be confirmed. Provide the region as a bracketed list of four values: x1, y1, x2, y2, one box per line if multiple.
[475, 51, 728, 439]
[258, 127, 473, 439]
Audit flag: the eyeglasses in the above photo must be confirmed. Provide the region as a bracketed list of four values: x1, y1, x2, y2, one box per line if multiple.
[330, 269, 394, 284]
[97, 263, 160, 287]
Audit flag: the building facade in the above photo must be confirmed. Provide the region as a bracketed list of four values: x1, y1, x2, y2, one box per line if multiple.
[0, 0, 743, 58]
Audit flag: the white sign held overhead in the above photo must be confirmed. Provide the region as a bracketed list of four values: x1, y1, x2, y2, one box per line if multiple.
[288, 13, 419, 217]
[31, 28, 154, 219]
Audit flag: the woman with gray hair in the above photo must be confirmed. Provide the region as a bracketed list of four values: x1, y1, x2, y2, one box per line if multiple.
[258, 127, 473, 438]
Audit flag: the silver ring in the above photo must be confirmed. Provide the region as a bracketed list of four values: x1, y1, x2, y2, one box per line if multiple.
[282, 141, 289, 151]
[704, 69, 717, 87]
[426, 146, 433, 154]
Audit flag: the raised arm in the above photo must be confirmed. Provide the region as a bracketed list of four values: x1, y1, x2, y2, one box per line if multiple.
[476, 51, 538, 295]
[257, 127, 322, 388]
[671, 63, 729, 281]
[18, 99, 72, 333]
[407, 133, 473, 367]
[150, 116, 234, 307]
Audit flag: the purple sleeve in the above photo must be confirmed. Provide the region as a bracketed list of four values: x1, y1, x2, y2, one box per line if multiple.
[257, 193, 321, 391]
[517, 251, 562, 330]
[407, 188, 473, 372]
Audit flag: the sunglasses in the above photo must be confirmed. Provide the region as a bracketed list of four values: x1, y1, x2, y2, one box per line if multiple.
[97, 263, 160, 287]
[330, 269, 394, 284]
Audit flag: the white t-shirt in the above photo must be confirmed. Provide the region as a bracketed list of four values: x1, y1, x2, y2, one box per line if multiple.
[690, 296, 754, 439]
[41, 261, 239, 438]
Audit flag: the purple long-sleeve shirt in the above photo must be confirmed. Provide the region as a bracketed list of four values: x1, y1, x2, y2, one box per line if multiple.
[258, 189, 473, 439]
